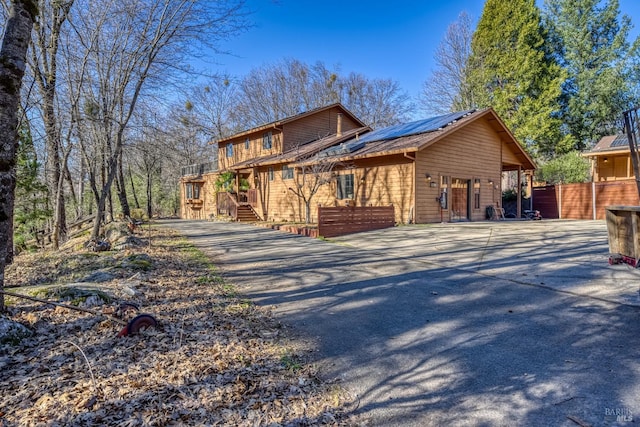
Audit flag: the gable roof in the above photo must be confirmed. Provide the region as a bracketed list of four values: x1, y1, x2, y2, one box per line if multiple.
[226, 126, 371, 171]
[213, 103, 366, 145]
[584, 134, 629, 156]
[305, 108, 536, 171]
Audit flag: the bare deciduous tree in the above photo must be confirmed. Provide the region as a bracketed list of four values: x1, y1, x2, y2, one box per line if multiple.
[340, 72, 413, 128]
[183, 74, 241, 140]
[28, 0, 75, 249]
[234, 59, 411, 129]
[66, 0, 246, 240]
[287, 145, 348, 224]
[0, 0, 37, 310]
[420, 11, 475, 115]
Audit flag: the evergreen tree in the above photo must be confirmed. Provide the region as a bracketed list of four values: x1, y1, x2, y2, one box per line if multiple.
[14, 126, 51, 251]
[535, 150, 590, 184]
[543, 0, 638, 150]
[468, 0, 570, 157]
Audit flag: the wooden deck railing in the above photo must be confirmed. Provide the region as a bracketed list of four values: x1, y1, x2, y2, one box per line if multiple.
[318, 205, 395, 238]
[246, 189, 257, 207]
[217, 192, 240, 219]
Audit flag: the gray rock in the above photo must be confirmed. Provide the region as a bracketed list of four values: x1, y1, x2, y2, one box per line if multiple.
[0, 316, 32, 346]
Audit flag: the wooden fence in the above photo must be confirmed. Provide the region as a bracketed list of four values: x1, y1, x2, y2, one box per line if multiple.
[318, 205, 395, 238]
[533, 180, 640, 220]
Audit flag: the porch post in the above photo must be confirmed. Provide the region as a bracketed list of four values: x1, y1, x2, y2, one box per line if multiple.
[517, 166, 522, 219]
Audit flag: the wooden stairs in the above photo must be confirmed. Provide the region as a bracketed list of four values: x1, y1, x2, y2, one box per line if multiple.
[236, 205, 261, 222]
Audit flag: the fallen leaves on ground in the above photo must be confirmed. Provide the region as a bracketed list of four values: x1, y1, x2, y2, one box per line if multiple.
[1, 225, 354, 426]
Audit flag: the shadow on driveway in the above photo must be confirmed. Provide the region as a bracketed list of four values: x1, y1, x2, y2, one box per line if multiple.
[160, 219, 640, 426]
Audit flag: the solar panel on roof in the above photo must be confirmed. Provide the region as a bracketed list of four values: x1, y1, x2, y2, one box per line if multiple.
[357, 110, 475, 144]
[610, 134, 630, 147]
[317, 139, 367, 158]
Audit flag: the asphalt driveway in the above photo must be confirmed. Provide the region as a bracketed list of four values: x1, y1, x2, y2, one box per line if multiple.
[160, 219, 640, 426]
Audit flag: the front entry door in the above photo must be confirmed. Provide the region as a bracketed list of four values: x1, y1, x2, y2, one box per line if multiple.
[451, 178, 470, 221]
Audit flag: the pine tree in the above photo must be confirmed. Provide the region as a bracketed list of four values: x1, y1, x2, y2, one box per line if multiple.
[543, 0, 638, 150]
[468, 0, 570, 157]
[14, 126, 51, 251]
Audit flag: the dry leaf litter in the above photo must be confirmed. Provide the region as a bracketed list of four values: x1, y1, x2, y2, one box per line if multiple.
[0, 225, 354, 426]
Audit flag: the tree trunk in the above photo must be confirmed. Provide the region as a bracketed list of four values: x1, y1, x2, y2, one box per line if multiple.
[116, 151, 131, 217]
[32, 2, 73, 249]
[129, 165, 141, 209]
[305, 200, 311, 224]
[0, 0, 37, 311]
[146, 171, 153, 219]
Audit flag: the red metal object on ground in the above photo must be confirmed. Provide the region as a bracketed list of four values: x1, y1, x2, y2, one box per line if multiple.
[117, 314, 158, 337]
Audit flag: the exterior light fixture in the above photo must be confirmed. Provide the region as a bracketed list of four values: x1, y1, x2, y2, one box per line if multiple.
[603, 157, 609, 163]
[425, 173, 432, 181]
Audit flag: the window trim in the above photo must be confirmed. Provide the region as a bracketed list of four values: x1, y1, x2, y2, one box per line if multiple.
[336, 174, 354, 200]
[263, 131, 272, 149]
[185, 183, 200, 200]
[282, 165, 294, 180]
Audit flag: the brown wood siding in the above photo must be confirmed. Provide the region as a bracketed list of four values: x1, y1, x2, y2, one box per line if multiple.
[249, 155, 414, 224]
[595, 154, 633, 181]
[282, 106, 361, 152]
[415, 118, 502, 223]
[218, 130, 284, 170]
[253, 164, 308, 222]
[180, 172, 218, 220]
[308, 156, 414, 224]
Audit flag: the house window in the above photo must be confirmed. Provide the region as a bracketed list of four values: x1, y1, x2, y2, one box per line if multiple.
[268, 167, 274, 181]
[474, 178, 481, 209]
[244, 138, 250, 150]
[263, 131, 272, 149]
[336, 174, 354, 199]
[185, 183, 200, 199]
[226, 143, 233, 158]
[282, 165, 294, 180]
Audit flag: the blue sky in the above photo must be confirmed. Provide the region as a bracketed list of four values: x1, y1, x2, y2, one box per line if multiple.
[210, 0, 640, 101]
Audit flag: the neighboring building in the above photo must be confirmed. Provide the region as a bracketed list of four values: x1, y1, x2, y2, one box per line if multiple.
[583, 134, 635, 181]
[180, 104, 536, 223]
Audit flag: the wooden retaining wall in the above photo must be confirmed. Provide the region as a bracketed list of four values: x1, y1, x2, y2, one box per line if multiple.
[318, 205, 395, 238]
[533, 180, 640, 220]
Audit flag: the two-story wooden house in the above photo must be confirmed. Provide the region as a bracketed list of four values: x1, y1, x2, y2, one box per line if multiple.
[180, 103, 536, 223]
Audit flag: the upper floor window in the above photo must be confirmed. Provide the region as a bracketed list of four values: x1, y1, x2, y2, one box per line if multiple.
[336, 174, 354, 199]
[263, 131, 272, 149]
[226, 143, 233, 158]
[282, 165, 294, 180]
[244, 138, 250, 150]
